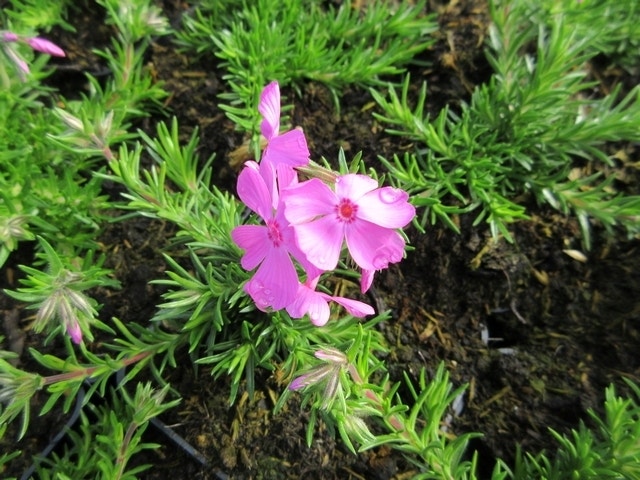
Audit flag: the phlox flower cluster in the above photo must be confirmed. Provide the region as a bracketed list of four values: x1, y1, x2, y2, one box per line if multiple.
[1, 31, 65, 79]
[232, 82, 415, 326]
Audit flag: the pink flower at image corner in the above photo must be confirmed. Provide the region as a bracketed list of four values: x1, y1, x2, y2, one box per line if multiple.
[26, 37, 66, 57]
[231, 161, 319, 311]
[2, 31, 65, 75]
[258, 81, 310, 208]
[281, 174, 416, 289]
[1, 32, 66, 57]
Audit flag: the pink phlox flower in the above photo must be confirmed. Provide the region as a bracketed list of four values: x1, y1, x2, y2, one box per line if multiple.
[282, 174, 415, 273]
[231, 161, 316, 311]
[286, 276, 374, 326]
[258, 81, 310, 208]
[26, 37, 65, 57]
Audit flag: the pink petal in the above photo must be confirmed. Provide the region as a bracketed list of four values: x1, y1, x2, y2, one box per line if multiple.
[360, 269, 375, 293]
[237, 161, 273, 221]
[27, 37, 65, 57]
[285, 283, 310, 318]
[292, 215, 344, 271]
[282, 178, 336, 224]
[278, 213, 324, 278]
[372, 231, 406, 267]
[304, 275, 321, 290]
[259, 161, 300, 210]
[305, 294, 331, 326]
[276, 163, 299, 197]
[231, 225, 269, 270]
[3, 32, 19, 42]
[330, 296, 375, 317]
[287, 284, 330, 326]
[259, 81, 280, 140]
[289, 242, 325, 280]
[258, 160, 278, 210]
[344, 221, 405, 270]
[247, 247, 299, 310]
[289, 373, 311, 391]
[358, 187, 415, 228]
[335, 174, 378, 201]
[262, 128, 310, 168]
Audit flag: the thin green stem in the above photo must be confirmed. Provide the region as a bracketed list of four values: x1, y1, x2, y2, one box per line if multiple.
[42, 351, 152, 386]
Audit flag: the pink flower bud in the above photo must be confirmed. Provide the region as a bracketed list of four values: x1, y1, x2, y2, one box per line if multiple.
[67, 321, 83, 344]
[27, 37, 65, 57]
[3, 46, 30, 73]
[16, 58, 30, 74]
[3, 32, 19, 42]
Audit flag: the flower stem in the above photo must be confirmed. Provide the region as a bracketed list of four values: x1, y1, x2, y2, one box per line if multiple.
[42, 351, 152, 386]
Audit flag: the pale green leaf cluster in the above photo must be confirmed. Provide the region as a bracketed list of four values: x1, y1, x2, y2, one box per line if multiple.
[32, 383, 179, 480]
[496, 379, 640, 479]
[373, 0, 640, 247]
[4, 237, 118, 343]
[177, 0, 438, 131]
[0, 62, 107, 266]
[4, 0, 75, 32]
[1, 0, 167, 268]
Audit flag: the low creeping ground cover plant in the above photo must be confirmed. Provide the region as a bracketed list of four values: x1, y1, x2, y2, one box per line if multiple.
[2, 0, 640, 479]
[372, 0, 640, 248]
[176, 0, 438, 132]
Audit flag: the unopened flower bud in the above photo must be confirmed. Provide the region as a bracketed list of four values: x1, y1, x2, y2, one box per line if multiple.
[3, 46, 29, 74]
[55, 108, 84, 132]
[67, 320, 82, 344]
[2, 32, 19, 43]
[98, 110, 115, 138]
[26, 37, 65, 57]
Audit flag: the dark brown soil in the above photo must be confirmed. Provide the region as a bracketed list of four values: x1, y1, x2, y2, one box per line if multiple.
[2, 1, 640, 479]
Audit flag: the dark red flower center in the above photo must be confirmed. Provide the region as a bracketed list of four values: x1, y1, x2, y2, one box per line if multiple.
[267, 219, 283, 246]
[336, 198, 358, 223]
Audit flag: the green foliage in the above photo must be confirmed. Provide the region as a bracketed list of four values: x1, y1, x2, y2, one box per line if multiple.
[372, 0, 640, 247]
[4, 237, 118, 343]
[496, 379, 640, 479]
[0, 350, 44, 440]
[0, 63, 108, 266]
[5, 0, 75, 31]
[286, 345, 481, 478]
[538, 0, 640, 71]
[97, 0, 169, 43]
[34, 382, 178, 480]
[373, 365, 479, 479]
[1, 0, 168, 268]
[177, 0, 438, 131]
